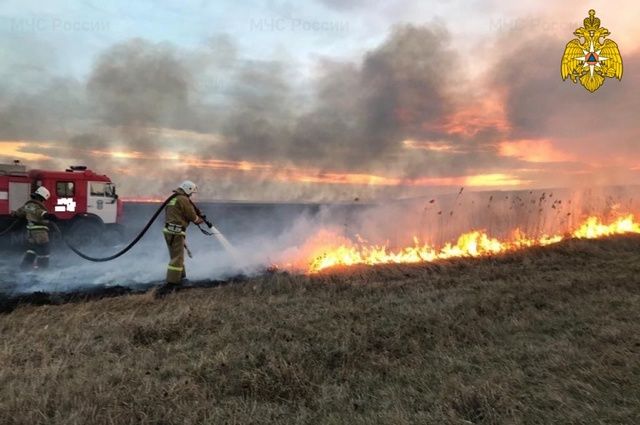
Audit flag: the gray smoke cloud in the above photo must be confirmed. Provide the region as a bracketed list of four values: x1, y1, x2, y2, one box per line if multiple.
[4, 18, 634, 201]
[5, 23, 513, 200]
[490, 30, 640, 187]
[217, 23, 521, 182]
[0, 77, 88, 141]
[220, 24, 460, 168]
[88, 39, 192, 129]
[494, 30, 640, 145]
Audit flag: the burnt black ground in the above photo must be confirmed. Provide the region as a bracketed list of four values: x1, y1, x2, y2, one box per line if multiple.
[0, 275, 251, 314]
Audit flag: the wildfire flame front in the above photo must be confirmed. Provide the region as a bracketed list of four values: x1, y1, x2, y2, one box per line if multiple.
[300, 214, 640, 273]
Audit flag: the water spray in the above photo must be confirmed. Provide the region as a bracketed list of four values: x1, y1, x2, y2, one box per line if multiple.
[204, 223, 239, 259]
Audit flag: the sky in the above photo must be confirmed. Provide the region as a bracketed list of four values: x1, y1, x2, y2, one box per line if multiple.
[1, 0, 639, 201]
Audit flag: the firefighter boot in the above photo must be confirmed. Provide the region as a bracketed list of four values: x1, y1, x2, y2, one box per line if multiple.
[33, 242, 51, 270]
[20, 250, 37, 270]
[154, 283, 180, 299]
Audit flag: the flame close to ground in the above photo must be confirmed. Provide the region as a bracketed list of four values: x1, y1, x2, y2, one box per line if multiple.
[299, 215, 640, 273]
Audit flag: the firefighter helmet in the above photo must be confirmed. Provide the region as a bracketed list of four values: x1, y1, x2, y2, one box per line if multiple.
[34, 186, 51, 201]
[179, 180, 198, 196]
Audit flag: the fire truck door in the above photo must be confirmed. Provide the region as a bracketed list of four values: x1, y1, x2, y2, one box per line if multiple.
[9, 182, 30, 212]
[87, 181, 117, 224]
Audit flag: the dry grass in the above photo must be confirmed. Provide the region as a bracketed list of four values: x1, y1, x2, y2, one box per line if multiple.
[2, 236, 640, 424]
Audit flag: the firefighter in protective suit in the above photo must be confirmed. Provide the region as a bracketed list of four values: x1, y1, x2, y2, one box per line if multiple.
[158, 180, 203, 295]
[12, 186, 53, 270]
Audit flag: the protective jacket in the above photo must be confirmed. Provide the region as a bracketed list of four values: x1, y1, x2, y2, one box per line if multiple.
[164, 189, 198, 235]
[13, 198, 51, 269]
[14, 199, 50, 244]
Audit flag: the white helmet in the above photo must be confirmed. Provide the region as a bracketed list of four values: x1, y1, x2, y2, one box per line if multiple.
[179, 180, 198, 196]
[34, 186, 51, 201]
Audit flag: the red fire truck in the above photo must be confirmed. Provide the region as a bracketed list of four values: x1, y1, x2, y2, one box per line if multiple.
[0, 161, 124, 244]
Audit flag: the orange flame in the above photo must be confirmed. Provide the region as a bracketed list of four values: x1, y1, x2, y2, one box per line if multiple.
[299, 214, 640, 273]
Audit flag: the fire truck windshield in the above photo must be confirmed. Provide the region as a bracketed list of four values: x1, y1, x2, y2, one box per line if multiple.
[90, 182, 116, 198]
[105, 183, 116, 198]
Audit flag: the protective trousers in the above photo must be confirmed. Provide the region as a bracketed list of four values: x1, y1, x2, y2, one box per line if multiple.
[21, 231, 50, 270]
[164, 233, 186, 284]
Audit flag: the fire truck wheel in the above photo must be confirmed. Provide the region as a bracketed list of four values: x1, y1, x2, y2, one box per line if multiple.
[67, 219, 104, 247]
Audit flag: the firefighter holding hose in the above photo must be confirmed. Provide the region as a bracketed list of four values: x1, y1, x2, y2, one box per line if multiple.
[156, 180, 204, 297]
[12, 186, 54, 270]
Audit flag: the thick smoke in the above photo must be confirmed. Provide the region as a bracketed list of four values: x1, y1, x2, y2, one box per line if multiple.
[0, 78, 88, 141]
[292, 24, 456, 167]
[495, 35, 639, 143]
[218, 23, 463, 171]
[491, 30, 640, 187]
[88, 39, 192, 129]
[1, 23, 531, 201]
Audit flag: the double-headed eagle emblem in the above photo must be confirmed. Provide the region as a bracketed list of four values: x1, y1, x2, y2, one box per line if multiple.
[561, 9, 623, 92]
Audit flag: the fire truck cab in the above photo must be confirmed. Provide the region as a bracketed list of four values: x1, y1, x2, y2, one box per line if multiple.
[0, 162, 123, 244]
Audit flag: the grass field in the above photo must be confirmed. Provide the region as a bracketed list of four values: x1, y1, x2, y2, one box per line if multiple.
[1, 236, 640, 424]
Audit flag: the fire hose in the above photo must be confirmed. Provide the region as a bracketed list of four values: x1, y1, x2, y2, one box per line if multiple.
[49, 194, 233, 262]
